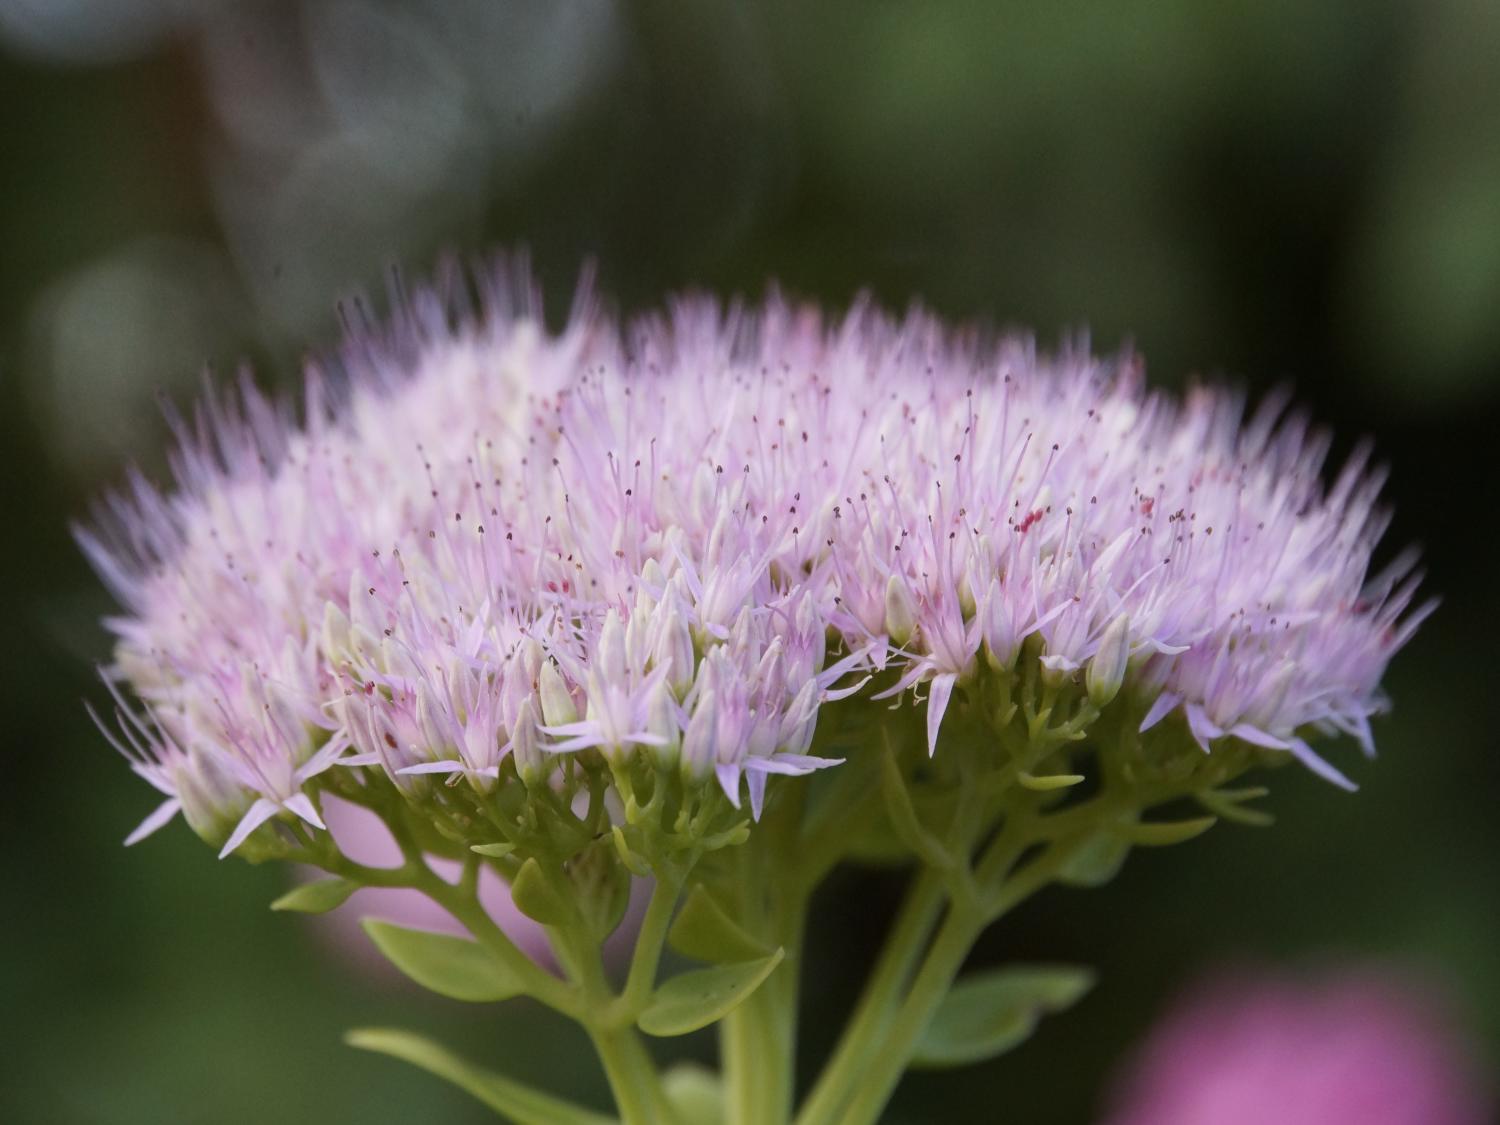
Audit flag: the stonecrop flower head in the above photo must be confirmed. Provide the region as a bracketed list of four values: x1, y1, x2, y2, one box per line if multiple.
[82, 261, 1428, 863]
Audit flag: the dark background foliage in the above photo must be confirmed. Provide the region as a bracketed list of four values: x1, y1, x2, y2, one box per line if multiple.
[2, 3, 1496, 1122]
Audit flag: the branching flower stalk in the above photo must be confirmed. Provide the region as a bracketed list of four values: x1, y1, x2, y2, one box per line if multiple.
[82, 261, 1427, 1125]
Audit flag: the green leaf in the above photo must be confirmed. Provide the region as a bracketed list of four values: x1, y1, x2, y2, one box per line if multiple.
[661, 1063, 724, 1125]
[912, 964, 1096, 1069]
[361, 920, 526, 1002]
[471, 842, 517, 858]
[1018, 771, 1085, 791]
[347, 1028, 615, 1125]
[878, 734, 952, 867]
[638, 949, 785, 1037]
[270, 876, 358, 914]
[667, 885, 773, 964]
[510, 857, 571, 926]
[1113, 815, 1217, 846]
[1056, 832, 1130, 888]
[1197, 787, 1275, 827]
[570, 842, 633, 944]
[611, 826, 652, 877]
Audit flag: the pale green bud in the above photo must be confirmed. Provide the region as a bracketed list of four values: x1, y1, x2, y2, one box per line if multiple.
[885, 574, 918, 647]
[1086, 613, 1131, 707]
[538, 660, 578, 727]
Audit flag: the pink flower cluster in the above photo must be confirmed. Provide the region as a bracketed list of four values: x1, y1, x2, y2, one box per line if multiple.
[83, 266, 1427, 855]
[1103, 967, 1493, 1125]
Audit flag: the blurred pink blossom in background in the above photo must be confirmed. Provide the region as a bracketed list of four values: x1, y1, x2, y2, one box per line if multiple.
[1102, 965, 1493, 1125]
[305, 795, 648, 974]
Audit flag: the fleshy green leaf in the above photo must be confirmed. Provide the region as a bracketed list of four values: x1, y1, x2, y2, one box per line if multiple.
[638, 949, 785, 1037]
[611, 826, 652, 877]
[1018, 771, 1086, 791]
[661, 1063, 724, 1125]
[510, 857, 572, 926]
[879, 735, 951, 867]
[471, 842, 517, 858]
[1113, 815, 1217, 846]
[270, 876, 358, 914]
[361, 920, 526, 1002]
[1056, 832, 1130, 888]
[570, 842, 633, 944]
[912, 965, 1096, 1069]
[667, 885, 772, 963]
[1197, 786, 1275, 827]
[347, 1028, 615, 1125]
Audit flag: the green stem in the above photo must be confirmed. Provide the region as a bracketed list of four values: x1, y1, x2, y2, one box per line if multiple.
[721, 986, 772, 1125]
[589, 1025, 674, 1125]
[413, 864, 581, 1016]
[549, 905, 678, 1125]
[833, 833, 1101, 1125]
[722, 794, 811, 1125]
[302, 846, 580, 1016]
[792, 867, 946, 1125]
[833, 903, 987, 1125]
[621, 875, 684, 1014]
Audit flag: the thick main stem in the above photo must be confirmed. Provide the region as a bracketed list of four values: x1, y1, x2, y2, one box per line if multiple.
[622, 875, 684, 1012]
[548, 902, 678, 1125]
[722, 790, 814, 1125]
[833, 903, 987, 1125]
[792, 867, 946, 1125]
[831, 832, 1099, 1125]
[589, 1025, 674, 1125]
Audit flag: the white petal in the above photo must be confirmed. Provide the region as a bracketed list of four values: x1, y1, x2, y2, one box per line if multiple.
[1287, 737, 1357, 791]
[1225, 723, 1289, 751]
[747, 770, 768, 820]
[1140, 692, 1181, 733]
[283, 792, 326, 830]
[218, 798, 280, 859]
[124, 797, 181, 846]
[715, 762, 742, 809]
[926, 672, 958, 757]
[1184, 704, 1223, 752]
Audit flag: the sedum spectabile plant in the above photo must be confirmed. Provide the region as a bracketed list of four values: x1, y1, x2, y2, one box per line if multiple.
[83, 262, 1428, 1125]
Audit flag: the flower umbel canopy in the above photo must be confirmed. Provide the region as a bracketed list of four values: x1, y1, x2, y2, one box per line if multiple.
[83, 264, 1427, 857]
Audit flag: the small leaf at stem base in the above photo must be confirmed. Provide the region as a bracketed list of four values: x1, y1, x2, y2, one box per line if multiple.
[1113, 815, 1217, 846]
[638, 949, 785, 1037]
[1056, 833, 1130, 888]
[471, 842, 517, 858]
[270, 876, 358, 914]
[912, 964, 1096, 1069]
[511, 856, 572, 926]
[667, 885, 773, 963]
[1018, 771, 1086, 791]
[347, 1027, 615, 1125]
[361, 919, 527, 1002]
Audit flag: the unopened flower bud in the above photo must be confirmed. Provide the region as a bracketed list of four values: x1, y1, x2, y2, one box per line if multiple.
[1087, 613, 1131, 707]
[653, 607, 696, 696]
[680, 689, 718, 780]
[645, 681, 681, 768]
[538, 660, 578, 727]
[597, 611, 626, 684]
[982, 579, 1018, 670]
[885, 574, 918, 647]
[510, 699, 545, 785]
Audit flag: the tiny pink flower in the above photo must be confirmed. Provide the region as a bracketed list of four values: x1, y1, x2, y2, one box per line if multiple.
[81, 264, 1427, 855]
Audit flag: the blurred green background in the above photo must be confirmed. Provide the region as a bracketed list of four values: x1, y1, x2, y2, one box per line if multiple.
[3, 2, 1497, 1122]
